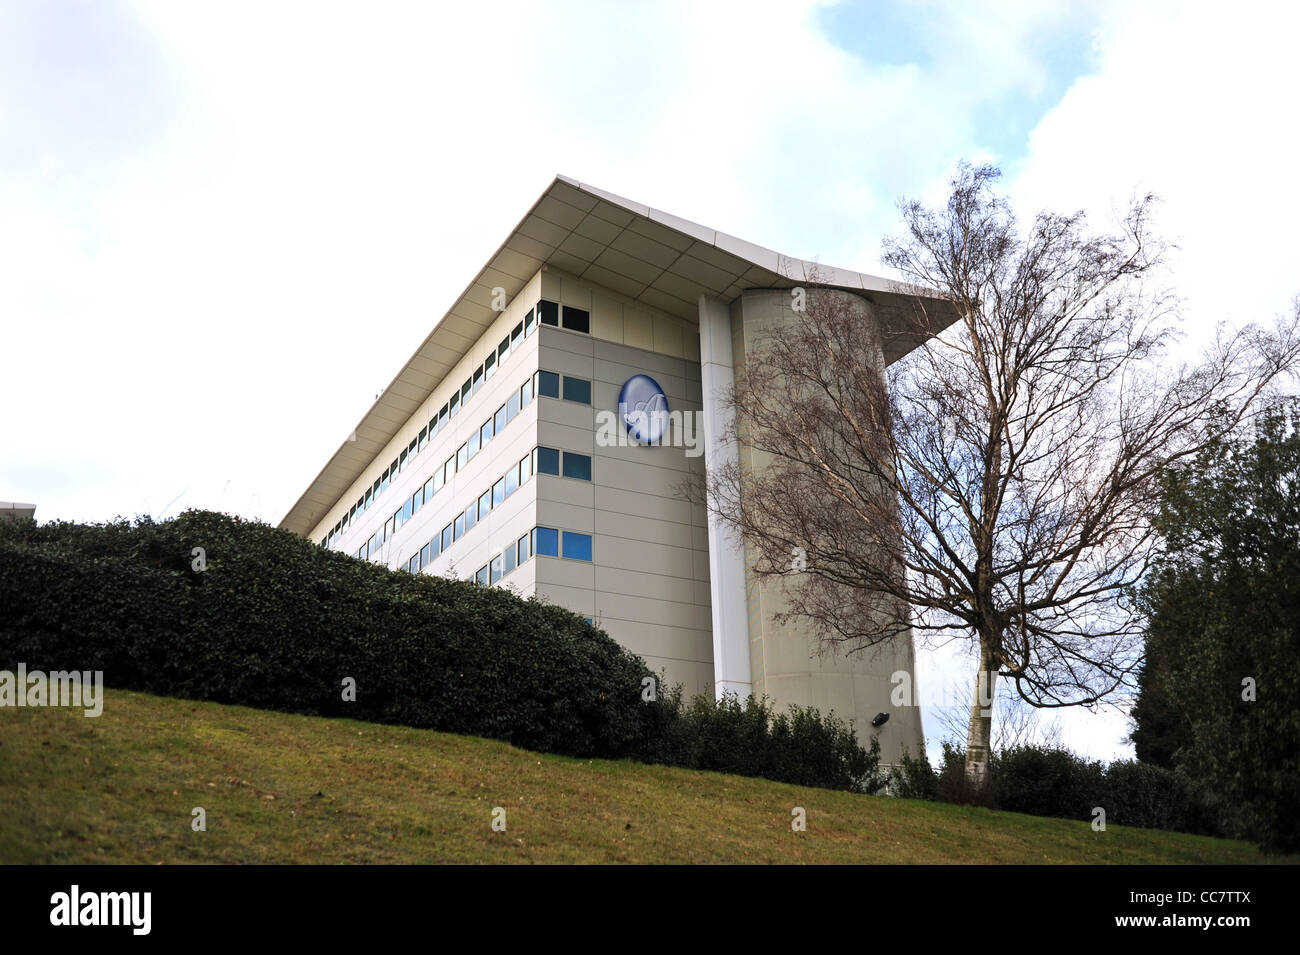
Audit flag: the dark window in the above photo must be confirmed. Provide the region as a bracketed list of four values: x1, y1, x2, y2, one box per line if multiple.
[562, 452, 592, 481]
[484, 350, 496, 381]
[562, 376, 591, 404]
[537, 371, 559, 399]
[533, 526, 559, 557]
[562, 532, 593, 562]
[561, 306, 590, 333]
[538, 299, 559, 326]
[536, 446, 560, 475]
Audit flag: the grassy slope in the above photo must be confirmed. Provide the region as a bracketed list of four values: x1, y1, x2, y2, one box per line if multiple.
[0, 689, 1284, 865]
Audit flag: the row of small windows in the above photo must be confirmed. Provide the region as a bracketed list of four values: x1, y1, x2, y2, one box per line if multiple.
[398, 445, 592, 572]
[342, 363, 590, 559]
[320, 298, 591, 548]
[469, 526, 594, 588]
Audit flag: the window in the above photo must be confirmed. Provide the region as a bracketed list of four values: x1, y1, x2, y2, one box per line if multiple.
[537, 371, 559, 399]
[561, 306, 590, 334]
[402, 498, 413, 522]
[562, 452, 592, 481]
[498, 337, 510, 363]
[442, 523, 454, 551]
[506, 390, 519, 424]
[399, 449, 408, 473]
[379, 468, 390, 493]
[511, 322, 523, 351]
[533, 526, 559, 557]
[411, 488, 424, 516]
[484, 350, 496, 381]
[480, 418, 493, 448]
[384, 517, 394, 540]
[468, 429, 481, 460]
[521, 376, 533, 408]
[539, 299, 559, 326]
[490, 554, 503, 585]
[524, 307, 536, 336]
[562, 531, 593, 562]
[472, 366, 484, 395]
[454, 513, 465, 541]
[421, 542, 433, 569]
[505, 462, 519, 497]
[457, 443, 469, 469]
[478, 489, 491, 517]
[426, 474, 438, 498]
[408, 555, 419, 573]
[519, 451, 532, 484]
[444, 457, 456, 484]
[464, 500, 478, 532]
[493, 477, 506, 508]
[536, 446, 560, 475]
[562, 376, 591, 404]
[517, 532, 532, 563]
[504, 543, 517, 574]
[438, 404, 448, 430]
[475, 565, 489, 587]
[364, 487, 373, 508]
[449, 390, 460, 417]
[494, 403, 507, 435]
[461, 379, 472, 404]
[418, 425, 428, 451]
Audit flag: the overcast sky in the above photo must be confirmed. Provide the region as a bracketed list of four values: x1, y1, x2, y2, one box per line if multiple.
[3, 0, 1297, 761]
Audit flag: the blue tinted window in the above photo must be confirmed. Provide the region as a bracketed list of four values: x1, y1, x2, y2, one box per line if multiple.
[537, 371, 559, 399]
[479, 490, 492, 517]
[562, 532, 592, 562]
[454, 514, 465, 540]
[490, 554, 503, 584]
[505, 463, 519, 497]
[533, 526, 558, 557]
[442, 524, 453, 551]
[421, 542, 432, 568]
[468, 430, 480, 459]
[562, 452, 591, 481]
[465, 500, 478, 532]
[495, 404, 507, 434]
[517, 533, 531, 563]
[480, 419, 493, 447]
[475, 566, 489, 587]
[507, 391, 519, 423]
[562, 376, 591, 404]
[521, 377, 533, 407]
[457, 444, 468, 469]
[504, 544, 516, 574]
[493, 478, 506, 508]
[536, 446, 560, 475]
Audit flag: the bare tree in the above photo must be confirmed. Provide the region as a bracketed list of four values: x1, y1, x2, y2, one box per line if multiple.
[706, 163, 1300, 793]
[933, 683, 1064, 754]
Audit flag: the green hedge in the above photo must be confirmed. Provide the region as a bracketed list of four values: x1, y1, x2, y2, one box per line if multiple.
[0, 510, 880, 792]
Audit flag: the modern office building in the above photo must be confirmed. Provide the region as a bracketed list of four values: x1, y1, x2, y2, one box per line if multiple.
[280, 177, 950, 763]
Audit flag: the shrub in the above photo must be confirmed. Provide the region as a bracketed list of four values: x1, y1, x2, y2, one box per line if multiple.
[0, 510, 882, 793]
[992, 745, 1106, 820]
[888, 747, 938, 800]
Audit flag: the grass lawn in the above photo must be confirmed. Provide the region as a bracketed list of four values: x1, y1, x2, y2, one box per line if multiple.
[0, 688, 1286, 864]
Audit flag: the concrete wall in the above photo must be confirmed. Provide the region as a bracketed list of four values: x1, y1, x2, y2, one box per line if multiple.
[730, 288, 925, 765]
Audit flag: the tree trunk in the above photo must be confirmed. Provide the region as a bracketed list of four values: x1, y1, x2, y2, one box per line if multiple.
[964, 641, 998, 798]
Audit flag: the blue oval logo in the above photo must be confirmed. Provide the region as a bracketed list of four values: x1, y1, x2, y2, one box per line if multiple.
[619, 374, 670, 444]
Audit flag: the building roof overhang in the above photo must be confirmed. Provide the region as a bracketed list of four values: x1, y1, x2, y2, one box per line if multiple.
[278, 175, 957, 537]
